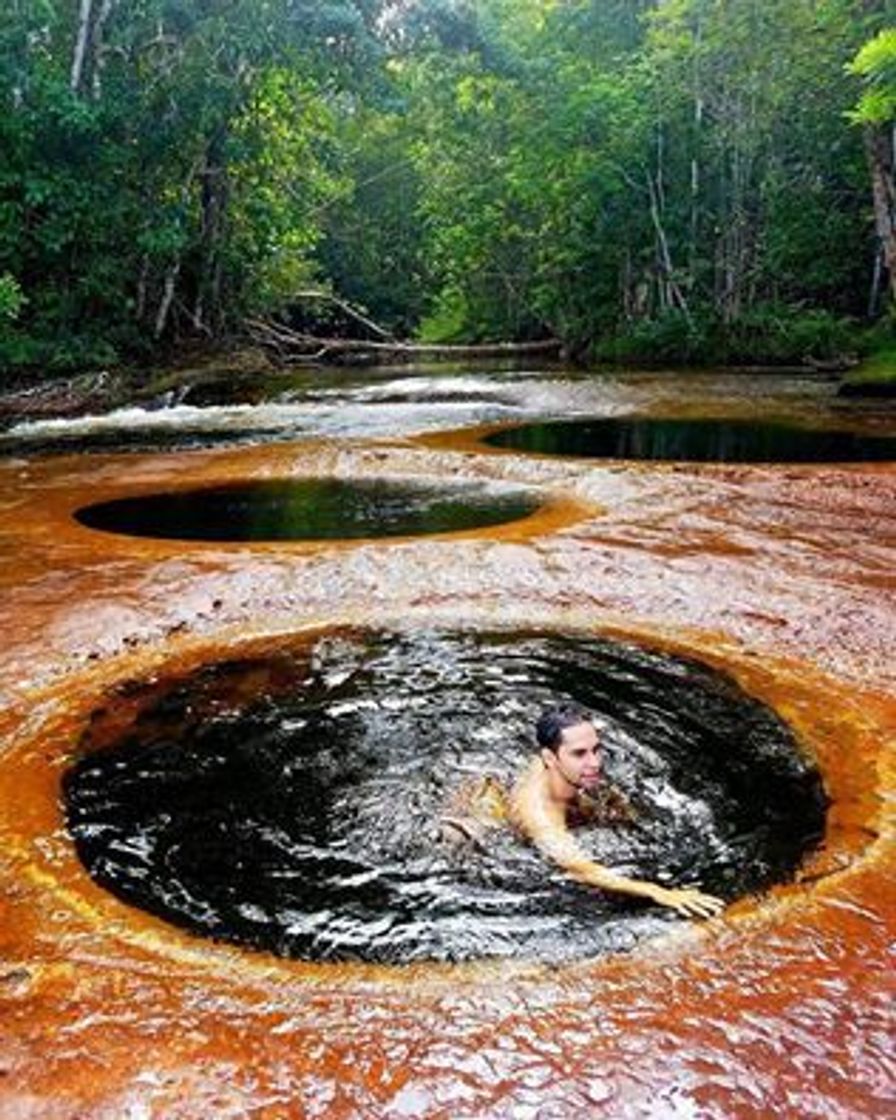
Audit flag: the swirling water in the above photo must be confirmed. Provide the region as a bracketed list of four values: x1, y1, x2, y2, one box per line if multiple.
[64, 629, 825, 965]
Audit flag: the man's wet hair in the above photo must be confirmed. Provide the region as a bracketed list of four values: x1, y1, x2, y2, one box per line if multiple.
[535, 705, 593, 752]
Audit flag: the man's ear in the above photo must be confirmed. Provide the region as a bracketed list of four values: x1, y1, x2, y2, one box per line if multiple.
[540, 748, 555, 769]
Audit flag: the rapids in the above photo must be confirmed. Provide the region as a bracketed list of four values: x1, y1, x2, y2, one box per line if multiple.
[0, 363, 893, 1117]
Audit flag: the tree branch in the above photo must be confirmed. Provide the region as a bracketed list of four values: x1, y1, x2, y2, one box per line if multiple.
[290, 290, 397, 340]
[244, 316, 561, 363]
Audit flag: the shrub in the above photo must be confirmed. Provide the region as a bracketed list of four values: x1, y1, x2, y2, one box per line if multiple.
[0, 275, 26, 323]
[417, 287, 473, 343]
[593, 310, 713, 366]
[723, 306, 856, 364]
[593, 305, 858, 367]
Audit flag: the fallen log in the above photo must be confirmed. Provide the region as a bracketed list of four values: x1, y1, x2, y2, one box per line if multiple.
[244, 316, 563, 364]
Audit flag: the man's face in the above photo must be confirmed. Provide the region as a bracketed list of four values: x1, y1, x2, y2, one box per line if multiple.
[551, 721, 602, 789]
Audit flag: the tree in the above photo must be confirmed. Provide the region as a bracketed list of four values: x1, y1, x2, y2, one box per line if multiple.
[389, 0, 872, 357]
[849, 25, 896, 309]
[0, 1, 383, 373]
[1, 0, 889, 373]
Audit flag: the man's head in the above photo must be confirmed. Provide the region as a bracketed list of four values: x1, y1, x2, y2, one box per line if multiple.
[535, 706, 602, 791]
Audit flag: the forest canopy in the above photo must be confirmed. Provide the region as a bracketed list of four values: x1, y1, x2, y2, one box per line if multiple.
[0, 1, 894, 375]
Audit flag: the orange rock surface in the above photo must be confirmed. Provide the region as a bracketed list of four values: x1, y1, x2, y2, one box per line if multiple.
[0, 410, 893, 1117]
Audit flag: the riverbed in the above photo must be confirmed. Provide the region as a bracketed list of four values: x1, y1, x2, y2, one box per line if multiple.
[0, 364, 893, 1117]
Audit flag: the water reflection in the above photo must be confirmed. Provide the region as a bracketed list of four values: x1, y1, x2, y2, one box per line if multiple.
[73, 478, 540, 542]
[485, 417, 896, 463]
[64, 630, 825, 965]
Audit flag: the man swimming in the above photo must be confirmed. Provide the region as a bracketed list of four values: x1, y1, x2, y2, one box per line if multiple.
[509, 706, 724, 919]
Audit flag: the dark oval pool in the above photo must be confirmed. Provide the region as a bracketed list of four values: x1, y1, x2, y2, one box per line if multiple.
[63, 630, 826, 965]
[484, 417, 896, 463]
[73, 478, 541, 542]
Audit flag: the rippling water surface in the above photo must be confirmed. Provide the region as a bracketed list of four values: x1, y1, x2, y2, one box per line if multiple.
[64, 629, 825, 964]
[3, 362, 891, 454]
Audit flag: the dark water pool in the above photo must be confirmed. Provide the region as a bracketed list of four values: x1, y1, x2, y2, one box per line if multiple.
[73, 478, 540, 542]
[484, 417, 896, 463]
[63, 630, 826, 965]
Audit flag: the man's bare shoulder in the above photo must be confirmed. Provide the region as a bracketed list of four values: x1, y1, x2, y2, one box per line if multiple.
[509, 756, 542, 807]
[509, 757, 564, 833]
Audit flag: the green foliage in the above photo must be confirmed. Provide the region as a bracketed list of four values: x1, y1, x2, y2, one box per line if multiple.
[370, 0, 871, 357]
[317, 108, 429, 335]
[0, 1, 887, 374]
[597, 306, 858, 367]
[842, 335, 896, 390]
[0, 273, 25, 322]
[0, 0, 381, 375]
[418, 286, 473, 343]
[848, 27, 896, 124]
[596, 312, 712, 367]
[0, 328, 119, 376]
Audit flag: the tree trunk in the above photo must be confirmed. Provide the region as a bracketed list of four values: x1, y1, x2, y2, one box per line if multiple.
[90, 0, 116, 99]
[688, 16, 704, 294]
[295, 292, 398, 340]
[154, 261, 180, 339]
[244, 317, 562, 364]
[646, 171, 690, 321]
[70, 0, 94, 94]
[865, 124, 896, 307]
[136, 254, 149, 321]
[194, 132, 229, 333]
[868, 243, 884, 318]
[70, 0, 117, 98]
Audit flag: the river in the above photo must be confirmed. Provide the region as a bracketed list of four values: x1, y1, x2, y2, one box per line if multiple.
[0, 362, 893, 1117]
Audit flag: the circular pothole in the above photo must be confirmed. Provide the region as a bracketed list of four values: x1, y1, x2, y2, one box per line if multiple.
[484, 417, 896, 463]
[73, 478, 541, 542]
[63, 630, 826, 965]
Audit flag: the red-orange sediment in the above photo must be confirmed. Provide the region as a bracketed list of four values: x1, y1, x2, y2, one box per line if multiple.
[0, 419, 894, 1117]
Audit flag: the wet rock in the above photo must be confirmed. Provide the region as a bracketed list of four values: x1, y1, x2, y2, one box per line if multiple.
[0, 370, 128, 422]
[0, 967, 32, 989]
[139, 385, 191, 411]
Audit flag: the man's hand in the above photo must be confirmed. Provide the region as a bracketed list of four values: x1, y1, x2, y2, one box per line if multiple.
[649, 886, 724, 919]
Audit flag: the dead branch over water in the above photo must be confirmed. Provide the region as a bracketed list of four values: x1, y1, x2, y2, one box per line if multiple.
[244, 315, 562, 364]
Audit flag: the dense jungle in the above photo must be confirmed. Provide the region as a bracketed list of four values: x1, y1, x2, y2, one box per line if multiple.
[1, 1, 895, 388]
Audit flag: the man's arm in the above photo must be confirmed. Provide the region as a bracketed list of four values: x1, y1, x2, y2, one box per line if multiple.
[519, 801, 724, 920]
